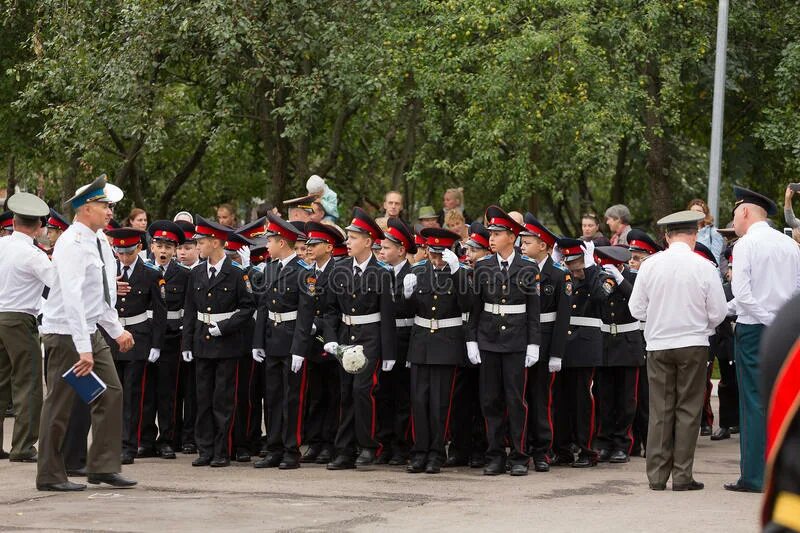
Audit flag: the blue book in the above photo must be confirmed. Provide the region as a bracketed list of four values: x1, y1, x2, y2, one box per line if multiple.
[62, 366, 107, 404]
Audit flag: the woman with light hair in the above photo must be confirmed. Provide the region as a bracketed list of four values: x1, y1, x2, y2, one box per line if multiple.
[687, 199, 724, 264]
[444, 209, 468, 242]
[438, 187, 471, 226]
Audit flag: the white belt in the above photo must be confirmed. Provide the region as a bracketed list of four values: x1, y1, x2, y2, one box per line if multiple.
[341, 312, 381, 326]
[414, 316, 464, 330]
[540, 311, 557, 323]
[197, 310, 237, 324]
[395, 318, 414, 328]
[119, 312, 148, 327]
[148, 310, 184, 320]
[483, 303, 527, 315]
[268, 310, 298, 323]
[601, 322, 641, 334]
[569, 316, 602, 328]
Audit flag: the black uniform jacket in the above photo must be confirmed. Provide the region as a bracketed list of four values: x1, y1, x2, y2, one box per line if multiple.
[182, 257, 256, 359]
[537, 255, 572, 361]
[163, 260, 191, 342]
[600, 268, 645, 367]
[564, 264, 611, 368]
[253, 255, 309, 357]
[392, 260, 416, 365]
[291, 257, 335, 362]
[113, 258, 167, 361]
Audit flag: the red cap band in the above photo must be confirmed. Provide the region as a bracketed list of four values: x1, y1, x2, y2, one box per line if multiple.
[561, 245, 584, 258]
[195, 224, 228, 241]
[426, 234, 456, 248]
[47, 217, 69, 231]
[153, 229, 179, 242]
[307, 230, 336, 245]
[111, 237, 139, 247]
[629, 239, 657, 254]
[469, 232, 489, 249]
[385, 226, 411, 249]
[350, 217, 379, 241]
[267, 221, 296, 242]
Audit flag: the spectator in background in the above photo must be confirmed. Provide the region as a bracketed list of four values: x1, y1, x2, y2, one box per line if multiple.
[417, 206, 440, 229]
[605, 204, 632, 246]
[216, 203, 237, 227]
[255, 202, 280, 219]
[173, 211, 193, 223]
[687, 199, 724, 264]
[126, 208, 148, 230]
[580, 213, 610, 246]
[444, 209, 468, 243]
[437, 187, 471, 226]
[784, 184, 800, 230]
[306, 174, 339, 222]
[310, 201, 326, 223]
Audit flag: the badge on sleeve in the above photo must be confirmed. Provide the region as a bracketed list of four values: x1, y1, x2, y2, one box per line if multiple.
[244, 274, 253, 293]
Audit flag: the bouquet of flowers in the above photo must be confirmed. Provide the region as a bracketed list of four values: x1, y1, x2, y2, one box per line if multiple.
[318, 336, 368, 374]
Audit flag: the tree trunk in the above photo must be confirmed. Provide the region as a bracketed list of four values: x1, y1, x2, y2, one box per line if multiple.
[611, 135, 628, 205]
[257, 80, 290, 205]
[62, 151, 81, 218]
[156, 136, 210, 218]
[642, 58, 672, 227]
[5, 155, 15, 206]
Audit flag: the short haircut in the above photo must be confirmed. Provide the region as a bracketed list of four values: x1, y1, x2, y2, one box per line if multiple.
[581, 213, 600, 225]
[385, 190, 403, 201]
[604, 204, 631, 224]
[13, 214, 41, 230]
[666, 228, 698, 237]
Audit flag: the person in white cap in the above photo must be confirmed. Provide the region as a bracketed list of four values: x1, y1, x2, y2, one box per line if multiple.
[306, 174, 339, 223]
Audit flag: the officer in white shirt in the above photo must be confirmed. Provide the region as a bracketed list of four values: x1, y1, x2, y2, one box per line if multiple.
[629, 210, 728, 492]
[36, 175, 137, 492]
[0, 193, 54, 462]
[725, 186, 800, 493]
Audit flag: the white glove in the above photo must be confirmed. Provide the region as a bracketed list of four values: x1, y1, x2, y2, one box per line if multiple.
[549, 357, 562, 373]
[525, 344, 540, 367]
[310, 322, 317, 335]
[403, 273, 417, 299]
[583, 241, 596, 267]
[208, 322, 222, 336]
[291, 354, 304, 373]
[324, 342, 339, 355]
[252, 348, 265, 363]
[441, 248, 460, 273]
[405, 361, 411, 368]
[182, 350, 193, 362]
[148, 348, 161, 363]
[466, 341, 481, 365]
[238, 246, 251, 267]
[603, 264, 624, 284]
[382, 360, 395, 372]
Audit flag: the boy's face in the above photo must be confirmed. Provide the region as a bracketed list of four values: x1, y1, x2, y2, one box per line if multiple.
[177, 241, 199, 265]
[151, 240, 177, 266]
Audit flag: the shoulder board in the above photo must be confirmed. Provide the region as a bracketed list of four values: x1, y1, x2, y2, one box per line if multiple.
[297, 259, 313, 270]
[142, 261, 160, 272]
[553, 262, 569, 273]
[478, 254, 495, 263]
[175, 262, 190, 271]
[231, 261, 245, 271]
[460, 262, 472, 270]
[375, 260, 392, 271]
[414, 259, 428, 266]
[521, 255, 536, 263]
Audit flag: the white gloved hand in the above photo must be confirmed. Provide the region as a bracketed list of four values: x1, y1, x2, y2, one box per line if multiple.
[238, 246, 251, 267]
[310, 322, 317, 335]
[582, 241, 596, 267]
[403, 273, 418, 299]
[405, 361, 411, 368]
[208, 322, 222, 336]
[466, 341, 481, 365]
[603, 264, 624, 284]
[441, 248, 460, 273]
[252, 348, 265, 363]
[382, 360, 395, 372]
[525, 344, 540, 367]
[324, 342, 339, 355]
[148, 348, 161, 363]
[182, 351, 193, 362]
[549, 356, 562, 373]
[291, 354, 304, 373]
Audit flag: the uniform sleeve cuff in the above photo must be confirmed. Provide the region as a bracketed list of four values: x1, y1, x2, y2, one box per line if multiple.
[73, 339, 92, 354]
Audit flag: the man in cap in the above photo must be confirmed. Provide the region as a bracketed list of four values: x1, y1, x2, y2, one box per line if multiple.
[518, 214, 571, 472]
[466, 206, 541, 476]
[0, 193, 55, 463]
[417, 206, 441, 229]
[138, 220, 188, 460]
[725, 186, 800, 493]
[375, 217, 417, 466]
[0, 211, 14, 237]
[182, 215, 255, 467]
[37, 175, 136, 491]
[104, 227, 168, 463]
[593, 245, 644, 465]
[322, 207, 398, 470]
[629, 210, 728, 491]
[251, 214, 310, 470]
[283, 195, 316, 223]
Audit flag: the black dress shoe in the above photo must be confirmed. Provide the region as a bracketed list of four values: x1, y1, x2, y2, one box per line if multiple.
[9, 453, 37, 463]
[510, 463, 529, 477]
[700, 425, 713, 437]
[673, 480, 704, 491]
[376, 451, 392, 465]
[597, 449, 612, 463]
[724, 481, 762, 493]
[0, 449, 9, 459]
[235, 449, 251, 462]
[87, 473, 138, 488]
[37, 481, 86, 492]
[121, 453, 135, 465]
[444, 455, 469, 468]
[710, 427, 731, 441]
[327, 455, 356, 470]
[192, 456, 212, 467]
[300, 445, 322, 463]
[533, 459, 550, 472]
[469, 455, 486, 468]
[66, 467, 87, 477]
[315, 447, 333, 465]
[258, 446, 269, 458]
[254, 453, 282, 469]
[729, 426, 740, 434]
[388, 453, 408, 466]
[182, 443, 198, 454]
[355, 448, 376, 467]
[609, 450, 629, 464]
[572, 454, 597, 468]
[279, 455, 300, 470]
[551, 453, 573, 467]
[160, 445, 177, 459]
[137, 447, 159, 458]
[210, 457, 230, 467]
[425, 456, 444, 474]
[483, 457, 505, 476]
[407, 455, 426, 473]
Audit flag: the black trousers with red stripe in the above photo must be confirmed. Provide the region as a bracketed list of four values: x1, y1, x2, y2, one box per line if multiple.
[479, 350, 529, 464]
[195, 357, 238, 460]
[448, 366, 487, 460]
[304, 359, 340, 450]
[595, 366, 640, 453]
[175, 359, 197, 448]
[335, 358, 380, 456]
[115, 359, 148, 456]
[526, 360, 556, 460]
[554, 367, 597, 457]
[264, 355, 307, 459]
[410, 364, 457, 460]
[141, 337, 181, 451]
[376, 361, 411, 458]
[231, 357, 262, 455]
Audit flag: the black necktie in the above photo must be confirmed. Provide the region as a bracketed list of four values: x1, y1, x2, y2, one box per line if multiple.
[501, 260, 509, 273]
[159, 265, 165, 276]
[209, 266, 217, 282]
[122, 266, 131, 282]
[315, 268, 322, 278]
[354, 265, 362, 277]
[96, 238, 111, 307]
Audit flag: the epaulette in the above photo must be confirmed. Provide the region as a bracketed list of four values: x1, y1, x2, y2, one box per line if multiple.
[143, 261, 160, 272]
[460, 262, 472, 271]
[414, 259, 428, 267]
[175, 261, 190, 271]
[521, 255, 537, 263]
[376, 260, 392, 271]
[231, 260, 246, 271]
[297, 259, 313, 270]
[553, 262, 569, 273]
[478, 254, 495, 262]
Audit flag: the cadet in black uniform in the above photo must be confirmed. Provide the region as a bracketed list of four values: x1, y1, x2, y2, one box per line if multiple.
[518, 214, 571, 472]
[553, 238, 612, 468]
[594, 245, 644, 464]
[467, 206, 541, 476]
[252, 214, 309, 470]
[322, 207, 397, 470]
[105, 228, 167, 464]
[403, 228, 470, 474]
[375, 217, 417, 465]
[293, 222, 342, 465]
[182, 216, 255, 467]
[139, 221, 188, 459]
[0, 210, 13, 237]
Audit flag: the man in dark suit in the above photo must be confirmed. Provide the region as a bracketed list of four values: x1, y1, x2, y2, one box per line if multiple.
[322, 207, 397, 470]
[182, 216, 255, 468]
